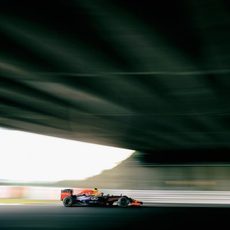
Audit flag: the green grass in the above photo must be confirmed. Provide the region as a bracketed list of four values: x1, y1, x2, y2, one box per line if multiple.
[0, 199, 60, 204]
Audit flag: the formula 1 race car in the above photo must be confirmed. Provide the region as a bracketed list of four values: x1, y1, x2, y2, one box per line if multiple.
[61, 189, 143, 208]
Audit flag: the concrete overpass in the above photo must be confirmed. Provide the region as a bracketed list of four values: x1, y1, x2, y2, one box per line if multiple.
[0, 0, 230, 162]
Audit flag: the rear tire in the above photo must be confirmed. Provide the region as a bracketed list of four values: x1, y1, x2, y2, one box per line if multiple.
[63, 196, 73, 207]
[117, 196, 130, 208]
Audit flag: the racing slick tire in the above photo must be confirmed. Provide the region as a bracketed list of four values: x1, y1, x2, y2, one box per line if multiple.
[117, 196, 130, 208]
[63, 196, 74, 207]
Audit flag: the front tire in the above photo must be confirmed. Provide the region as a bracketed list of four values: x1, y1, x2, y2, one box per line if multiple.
[117, 196, 130, 208]
[63, 196, 74, 207]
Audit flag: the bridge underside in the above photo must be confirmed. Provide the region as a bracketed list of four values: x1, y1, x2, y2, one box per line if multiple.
[0, 1, 230, 159]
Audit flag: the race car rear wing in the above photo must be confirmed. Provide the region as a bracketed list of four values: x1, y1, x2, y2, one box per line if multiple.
[60, 189, 73, 201]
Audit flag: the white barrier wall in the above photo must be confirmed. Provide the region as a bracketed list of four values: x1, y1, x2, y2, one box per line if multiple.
[1, 186, 230, 205]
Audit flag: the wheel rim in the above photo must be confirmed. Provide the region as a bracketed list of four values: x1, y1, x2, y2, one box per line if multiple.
[119, 198, 129, 207]
[64, 197, 72, 206]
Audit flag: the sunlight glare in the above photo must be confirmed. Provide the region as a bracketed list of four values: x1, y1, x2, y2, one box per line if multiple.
[0, 128, 134, 182]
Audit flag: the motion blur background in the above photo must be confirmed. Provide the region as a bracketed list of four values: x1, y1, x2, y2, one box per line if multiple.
[0, 0, 230, 207]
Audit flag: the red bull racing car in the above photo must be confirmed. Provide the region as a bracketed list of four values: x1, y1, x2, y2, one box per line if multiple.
[61, 189, 143, 208]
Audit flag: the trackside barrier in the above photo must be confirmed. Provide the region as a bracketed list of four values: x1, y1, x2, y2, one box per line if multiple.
[1, 186, 230, 204]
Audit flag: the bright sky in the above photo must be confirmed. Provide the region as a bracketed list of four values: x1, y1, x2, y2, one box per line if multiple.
[0, 128, 134, 182]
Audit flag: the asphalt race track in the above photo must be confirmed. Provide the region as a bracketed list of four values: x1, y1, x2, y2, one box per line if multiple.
[0, 205, 228, 230]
